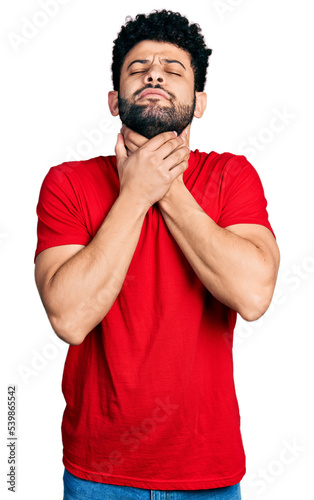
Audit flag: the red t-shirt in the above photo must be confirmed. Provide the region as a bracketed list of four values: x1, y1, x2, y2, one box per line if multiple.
[34, 150, 275, 490]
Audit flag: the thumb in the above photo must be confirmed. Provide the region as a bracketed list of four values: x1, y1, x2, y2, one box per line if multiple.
[115, 133, 127, 162]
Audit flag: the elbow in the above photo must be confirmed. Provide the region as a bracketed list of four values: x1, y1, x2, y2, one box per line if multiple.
[239, 307, 265, 323]
[238, 260, 279, 322]
[238, 285, 275, 322]
[49, 314, 86, 346]
[39, 285, 91, 346]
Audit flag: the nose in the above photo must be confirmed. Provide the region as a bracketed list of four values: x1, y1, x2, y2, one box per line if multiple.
[143, 65, 165, 85]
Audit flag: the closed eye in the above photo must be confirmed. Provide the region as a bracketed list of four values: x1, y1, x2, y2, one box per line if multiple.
[130, 70, 181, 76]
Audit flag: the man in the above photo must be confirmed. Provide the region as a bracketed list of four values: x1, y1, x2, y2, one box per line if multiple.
[34, 10, 280, 500]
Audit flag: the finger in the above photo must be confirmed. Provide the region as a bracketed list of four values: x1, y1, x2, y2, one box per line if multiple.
[179, 127, 188, 138]
[121, 126, 147, 155]
[163, 147, 190, 171]
[158, 137, 188, 161]
[168, 158, 189, 182]
[143, 131, 178, 151]
[115, 133, 127, 161]
[179, 127, 189, 146]
[121, 125, 148, 149]
[124, 141, 138, 154]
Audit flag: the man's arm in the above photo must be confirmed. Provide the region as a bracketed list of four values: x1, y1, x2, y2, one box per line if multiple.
[121, 126, 280, 321]
[35, 131, 189, 345]
[35, 192, 148, 346]
[157, 181, 280, 321]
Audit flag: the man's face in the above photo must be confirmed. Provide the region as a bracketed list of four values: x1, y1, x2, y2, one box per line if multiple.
[117, 41, 197, 139]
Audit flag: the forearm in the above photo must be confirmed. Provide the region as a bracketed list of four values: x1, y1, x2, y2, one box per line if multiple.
[45, 190, 148, 344]
[158, 183, 275, 320]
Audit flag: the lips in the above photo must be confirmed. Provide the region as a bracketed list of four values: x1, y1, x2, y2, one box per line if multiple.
[138, 88, 170, 101]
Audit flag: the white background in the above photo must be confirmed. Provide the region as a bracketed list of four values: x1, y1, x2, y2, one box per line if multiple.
[1, 0, 313, 498]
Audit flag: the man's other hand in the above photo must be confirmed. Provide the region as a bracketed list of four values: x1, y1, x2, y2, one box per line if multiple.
[115, 128, 190, 209]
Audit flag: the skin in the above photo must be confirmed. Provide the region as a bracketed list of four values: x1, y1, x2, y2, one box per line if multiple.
[34, 40, 280, 345]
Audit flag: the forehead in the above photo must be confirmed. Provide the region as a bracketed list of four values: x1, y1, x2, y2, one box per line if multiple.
[122, 40, 192, 70]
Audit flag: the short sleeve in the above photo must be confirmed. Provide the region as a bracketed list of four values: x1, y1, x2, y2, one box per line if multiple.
[217, 155, 276, 238]
[34, 166, 91, 262]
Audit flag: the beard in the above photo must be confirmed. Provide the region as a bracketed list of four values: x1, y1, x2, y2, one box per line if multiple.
[118, 87, 196, 139]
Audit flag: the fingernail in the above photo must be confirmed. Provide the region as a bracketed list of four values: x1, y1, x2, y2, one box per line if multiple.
[173, 131, 178, 136]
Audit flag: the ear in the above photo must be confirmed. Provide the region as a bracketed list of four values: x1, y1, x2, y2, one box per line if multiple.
[108, 91, 119, 116]
[194, 92, 207, 118]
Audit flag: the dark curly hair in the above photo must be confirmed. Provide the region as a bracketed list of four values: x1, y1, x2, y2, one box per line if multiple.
[111, 10, 212, 92]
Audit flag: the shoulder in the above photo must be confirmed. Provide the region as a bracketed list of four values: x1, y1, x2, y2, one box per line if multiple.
[190, 150, 260, 188]
[191, 149, 253, 171]
[47, 155, 116, 178]
[40, 155, 117, 191]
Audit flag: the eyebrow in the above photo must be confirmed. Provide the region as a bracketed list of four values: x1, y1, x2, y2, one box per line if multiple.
[127, 58, 186, 71]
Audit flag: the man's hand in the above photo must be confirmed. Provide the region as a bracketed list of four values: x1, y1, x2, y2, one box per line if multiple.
[115, 128, 190, 210]
[121, 125, 190, 186]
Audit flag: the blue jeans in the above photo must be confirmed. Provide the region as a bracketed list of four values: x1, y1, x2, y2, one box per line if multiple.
[63, 468, 241, 499]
